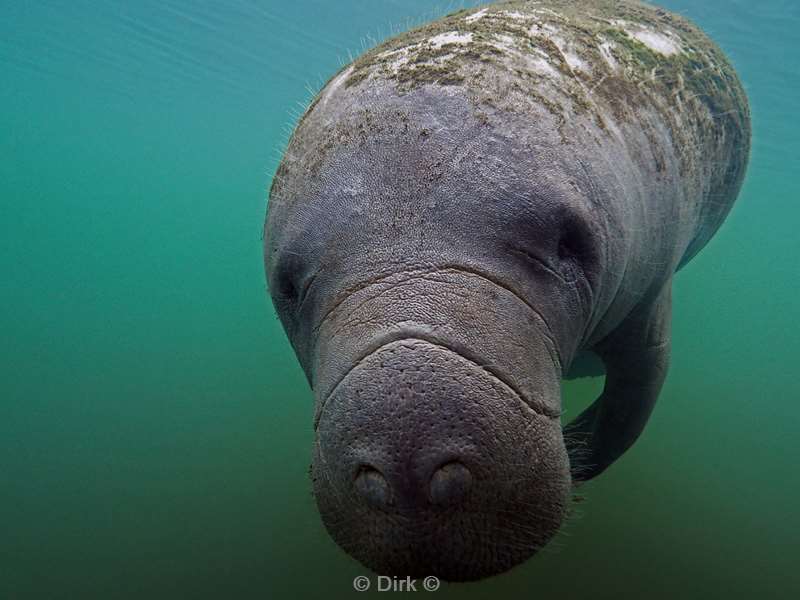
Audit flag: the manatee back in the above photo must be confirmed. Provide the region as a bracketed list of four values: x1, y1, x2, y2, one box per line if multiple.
[335, 0, 750, 267]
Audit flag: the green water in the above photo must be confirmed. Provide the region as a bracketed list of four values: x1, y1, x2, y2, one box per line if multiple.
[1, 1, 798, 598]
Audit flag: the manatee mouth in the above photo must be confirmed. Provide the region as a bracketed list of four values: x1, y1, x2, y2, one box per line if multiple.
[311, 337, 571, 581]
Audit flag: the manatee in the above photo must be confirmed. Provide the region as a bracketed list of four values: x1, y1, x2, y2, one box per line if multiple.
[264, 0, 750, 581]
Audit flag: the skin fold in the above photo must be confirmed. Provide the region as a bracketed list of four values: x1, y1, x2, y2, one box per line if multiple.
[264, 0, 750, 581]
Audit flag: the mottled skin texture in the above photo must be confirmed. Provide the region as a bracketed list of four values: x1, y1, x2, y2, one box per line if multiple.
[264, 0, 750, 582]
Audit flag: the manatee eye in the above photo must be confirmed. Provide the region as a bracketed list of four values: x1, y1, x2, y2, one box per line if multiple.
[556, 212, 598, 286]
[558, 228, 582, 260]
[271, 257, 304, 310]
[557, 214, 593, 263]
[276, 270, 299, 305]
[272, 253, 317, 316]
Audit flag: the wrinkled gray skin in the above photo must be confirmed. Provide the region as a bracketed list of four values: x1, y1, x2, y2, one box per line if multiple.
[264, 0, 750, 582]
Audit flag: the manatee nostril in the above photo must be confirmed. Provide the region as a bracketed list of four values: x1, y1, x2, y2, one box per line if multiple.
[429, 461, 473, 506]
[354, 465, 392, 508]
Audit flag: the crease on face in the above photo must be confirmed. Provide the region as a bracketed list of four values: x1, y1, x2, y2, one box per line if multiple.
[311, 264, 563, 368]
[314, 333, 561, 433]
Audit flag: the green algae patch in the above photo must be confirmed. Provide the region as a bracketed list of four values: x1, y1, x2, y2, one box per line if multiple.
[275, 0, 750, 206]
[335, 0, 747, 139]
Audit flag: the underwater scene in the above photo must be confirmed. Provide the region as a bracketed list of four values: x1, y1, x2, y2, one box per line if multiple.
[2, 0, 798, 598]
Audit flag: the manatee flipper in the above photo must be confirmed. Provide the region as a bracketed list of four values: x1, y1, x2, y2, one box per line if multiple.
[564, 282, 672, 483]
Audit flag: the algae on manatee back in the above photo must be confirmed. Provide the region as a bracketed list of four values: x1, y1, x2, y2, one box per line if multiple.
[338, 0, 748, 155]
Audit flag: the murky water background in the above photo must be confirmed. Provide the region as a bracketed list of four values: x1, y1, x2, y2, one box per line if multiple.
[2, 1, 798, 598]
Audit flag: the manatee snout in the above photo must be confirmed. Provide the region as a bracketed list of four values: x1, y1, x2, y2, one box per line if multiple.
[312, 335, 571, 581]
[318, 341, 480, 512]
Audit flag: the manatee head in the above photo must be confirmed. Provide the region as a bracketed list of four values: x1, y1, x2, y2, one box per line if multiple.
[265, 64, 603, 580]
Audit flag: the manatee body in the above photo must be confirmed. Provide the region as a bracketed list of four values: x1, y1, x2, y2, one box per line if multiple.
[264, 0, 750, 581]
